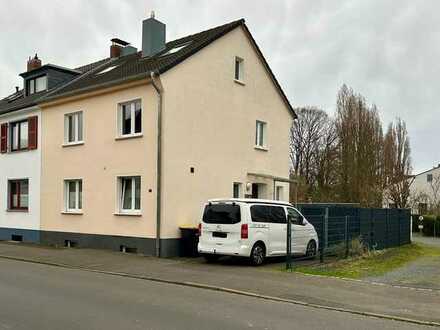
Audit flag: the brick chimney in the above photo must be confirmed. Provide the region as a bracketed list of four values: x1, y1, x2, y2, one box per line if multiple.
[27, 54, 42, 72]
[110, 38, 130, 58]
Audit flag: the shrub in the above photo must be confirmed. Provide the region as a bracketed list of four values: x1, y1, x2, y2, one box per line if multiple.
[330, 238, 368, 259]
[421, 215, 440, 237]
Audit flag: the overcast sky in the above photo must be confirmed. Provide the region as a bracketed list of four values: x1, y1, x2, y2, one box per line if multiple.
[1, 1, 439, 173]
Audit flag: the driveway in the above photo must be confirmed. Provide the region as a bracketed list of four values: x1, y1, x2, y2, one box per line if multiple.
[367, 233, 440, 290]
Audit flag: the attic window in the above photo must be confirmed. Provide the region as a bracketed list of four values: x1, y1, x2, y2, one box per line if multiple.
[160, 42, 191, 56]
[234, 57, 244, 82]
[27, 75, 47, 95]
[97, 65, 118, 75]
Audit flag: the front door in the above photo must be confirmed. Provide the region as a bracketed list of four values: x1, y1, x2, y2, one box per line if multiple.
[251, 183, 259, 198]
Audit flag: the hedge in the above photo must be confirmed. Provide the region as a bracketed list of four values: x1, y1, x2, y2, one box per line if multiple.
[420, 215, 440, 237]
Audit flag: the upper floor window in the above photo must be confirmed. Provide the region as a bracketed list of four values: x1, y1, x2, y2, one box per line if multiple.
[64, 112, 83, 144]
[118, 100, 142, 137]
[255, 120, 267, 148]
[0, 116, 38, 153]
[10, 120, 28, 151]
[427, 174, 433, 183]
[234, 57, 244, 82]
[27, 75, 47, 95]
[8, 179, 29, 211]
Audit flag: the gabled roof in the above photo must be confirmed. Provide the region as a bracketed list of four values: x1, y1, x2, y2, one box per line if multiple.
[41, 19, 296, 118]
[2, 19, 296, 119]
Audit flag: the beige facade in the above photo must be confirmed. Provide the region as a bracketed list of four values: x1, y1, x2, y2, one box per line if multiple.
[40, 26, 293, 246]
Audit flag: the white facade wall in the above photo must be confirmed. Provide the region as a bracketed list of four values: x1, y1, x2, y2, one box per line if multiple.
[408, 166, 440, 213]
[0, 107, 41, 232]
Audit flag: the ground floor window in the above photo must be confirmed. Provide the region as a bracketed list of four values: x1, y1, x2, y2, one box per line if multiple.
[118, 176, 141, 213]
[64, 179, 82, 212]
[275, 186, 283, 201]
[233, 182, 242, 198]
[8, 179, 29, 210]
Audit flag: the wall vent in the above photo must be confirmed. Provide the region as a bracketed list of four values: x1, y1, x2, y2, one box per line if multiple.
[11, 235, 23, 242]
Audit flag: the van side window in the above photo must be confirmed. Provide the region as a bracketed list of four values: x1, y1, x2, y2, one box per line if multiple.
[287, 208, 304, 225]
[251, 205, 286, 223]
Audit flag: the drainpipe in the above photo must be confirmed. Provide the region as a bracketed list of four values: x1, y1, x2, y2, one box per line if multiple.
[151, 71, 164, 258]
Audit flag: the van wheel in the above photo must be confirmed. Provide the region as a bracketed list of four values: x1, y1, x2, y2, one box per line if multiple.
[306, 240, 317, 259]
[250, 243, 266, 266]
[203, 254, 220, 263]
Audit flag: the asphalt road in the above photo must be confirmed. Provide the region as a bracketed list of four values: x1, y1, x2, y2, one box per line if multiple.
[0, 258, 432, 330]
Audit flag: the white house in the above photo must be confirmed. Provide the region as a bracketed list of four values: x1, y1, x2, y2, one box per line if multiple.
[0, 105, 41, 242]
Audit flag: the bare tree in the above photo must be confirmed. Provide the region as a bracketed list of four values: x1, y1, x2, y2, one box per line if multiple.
[290, 107, 336, 201]
[335, 85, 384, 206]
[383, 118, 412, 208]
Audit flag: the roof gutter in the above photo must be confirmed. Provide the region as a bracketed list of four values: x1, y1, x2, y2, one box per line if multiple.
[150, 71, 164, 258]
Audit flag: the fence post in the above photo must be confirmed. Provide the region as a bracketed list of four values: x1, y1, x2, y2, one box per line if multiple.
[345, 216, 349, 258]
[286, 213, 292, 271]
[320, 215, 325, 263]
[324, 207, 329, 249]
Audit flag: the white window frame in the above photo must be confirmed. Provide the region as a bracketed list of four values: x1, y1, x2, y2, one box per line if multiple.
[27, 75, 47, 95]
[233, 182, 242, 198]
[64, 179, 82, 213]
[117, 176, 141, 215]
[275, 186, 283, 201]
[117, 99, 142, 138]
[234, 56, 244, 83]
[255, 120, 267, 149]
[64, 111, 83, 145]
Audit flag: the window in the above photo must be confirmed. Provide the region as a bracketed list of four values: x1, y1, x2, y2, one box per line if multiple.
[427, 174, 433, 182]
[202, 203, 241, 224]
[10, 120, 28, 151]
[255, 120, 267, 148]
[27, 76, 47, 95]
[118, 100, 142, 136]
[118, 176, 141, 213]
[234, 57, 244, 82]
[64, 180, 82, 212]
[233, 182, 242, 198]
[287, 208, 304, 226]
[64, 112, 83, 144]
[275, 186, 283, 201]
[250, 205, 286, 223]
[8, 179, 29, 211]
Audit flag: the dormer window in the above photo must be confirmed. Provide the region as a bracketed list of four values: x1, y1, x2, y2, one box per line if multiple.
[27, 75, 47, 95]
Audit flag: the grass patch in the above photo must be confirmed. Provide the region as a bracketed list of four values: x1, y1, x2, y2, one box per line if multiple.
[294, 243, 440, 279]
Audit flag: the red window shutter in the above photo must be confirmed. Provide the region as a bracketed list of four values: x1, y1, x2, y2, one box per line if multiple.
[28, 116, 38, 150]
[0, 123, 8, 153]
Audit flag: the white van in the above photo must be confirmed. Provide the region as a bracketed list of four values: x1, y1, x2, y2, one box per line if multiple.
[197, 199, 319, 265]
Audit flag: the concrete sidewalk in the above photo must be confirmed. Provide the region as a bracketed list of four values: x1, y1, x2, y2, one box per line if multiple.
[0, 242, 439, 325]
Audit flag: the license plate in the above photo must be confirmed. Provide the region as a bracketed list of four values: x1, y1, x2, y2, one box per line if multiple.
[213, 232, 227, 238]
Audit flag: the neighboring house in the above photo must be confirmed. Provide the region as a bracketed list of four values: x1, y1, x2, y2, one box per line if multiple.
[384, 165, 440, 215]
[407, 165, 440, 215]
[0, 56, 97, 242]
[0, 15, 296, 257]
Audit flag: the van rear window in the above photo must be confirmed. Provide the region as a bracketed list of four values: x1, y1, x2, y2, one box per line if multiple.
[202, 204, 241, 224]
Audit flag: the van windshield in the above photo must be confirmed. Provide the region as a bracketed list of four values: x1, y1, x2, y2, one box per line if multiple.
[202, 204, 241, 224]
